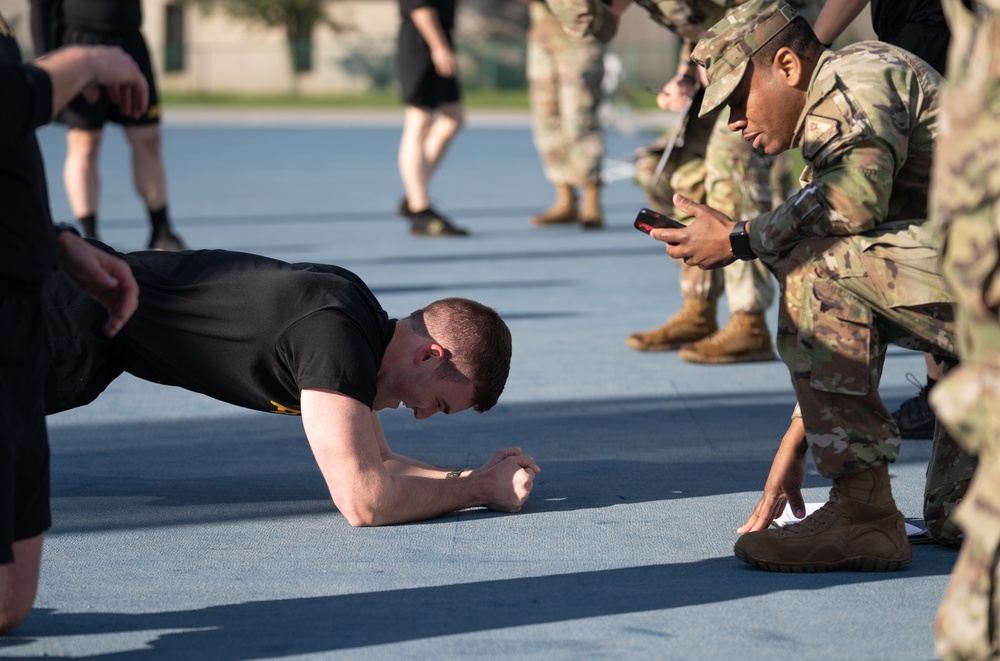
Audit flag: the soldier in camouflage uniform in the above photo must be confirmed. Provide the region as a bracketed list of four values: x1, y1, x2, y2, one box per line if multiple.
[546, 0, 800, 364]
[527, 0, 607, 229]
[650, 0, 977, 572]
[930, 0, 1000, 656]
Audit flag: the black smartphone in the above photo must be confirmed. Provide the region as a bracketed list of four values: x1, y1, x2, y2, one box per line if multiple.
[634, 208, 685, 234]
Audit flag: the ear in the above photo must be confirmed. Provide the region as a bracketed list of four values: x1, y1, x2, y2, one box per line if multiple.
[772, 46, 805, 88]
[416, 342, 448, 364]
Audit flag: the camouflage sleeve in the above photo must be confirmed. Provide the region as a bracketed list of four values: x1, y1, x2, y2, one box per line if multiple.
[748, 70, 911, 259]
[545, 0, 619, 43]
[748, 139, 898, 258]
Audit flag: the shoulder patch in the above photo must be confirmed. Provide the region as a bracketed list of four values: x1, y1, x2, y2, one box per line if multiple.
[801, 115, 841, 162]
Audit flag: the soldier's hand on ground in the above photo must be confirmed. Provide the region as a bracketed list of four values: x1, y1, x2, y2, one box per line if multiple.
[482, 454, 539, 512]
[55, 232, 139, 338]
[738, 418, 808, 533]
[648, 193, 736, 270]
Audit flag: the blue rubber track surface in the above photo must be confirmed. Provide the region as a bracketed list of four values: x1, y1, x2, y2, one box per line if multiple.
[0, 109, 951, 660]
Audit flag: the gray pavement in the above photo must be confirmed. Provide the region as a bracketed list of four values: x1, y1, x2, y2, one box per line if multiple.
[1, 108, 950, 660]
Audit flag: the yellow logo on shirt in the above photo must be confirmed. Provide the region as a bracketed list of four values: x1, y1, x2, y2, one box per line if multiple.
[269, 400, 301, 416]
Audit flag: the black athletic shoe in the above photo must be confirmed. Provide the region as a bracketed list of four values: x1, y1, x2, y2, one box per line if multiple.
[148, 229, 188, 251]
[891, 374, 936, 439]
[409, 207, 469, 237]
[397, 197, 410, 217]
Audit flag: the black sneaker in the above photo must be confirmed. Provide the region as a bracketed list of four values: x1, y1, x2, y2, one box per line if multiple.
[891, 373, 936, 439]
[409, 207, 469, 237]
[148, 229, 188, 251]
[397, 197, 410, 217]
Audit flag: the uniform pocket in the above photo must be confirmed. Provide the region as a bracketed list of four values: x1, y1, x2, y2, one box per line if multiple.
[807, 278, 872, 396]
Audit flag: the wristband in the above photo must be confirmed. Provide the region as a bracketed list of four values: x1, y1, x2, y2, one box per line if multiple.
[53, 222, 81, 237]
[729, 220, 757, 261]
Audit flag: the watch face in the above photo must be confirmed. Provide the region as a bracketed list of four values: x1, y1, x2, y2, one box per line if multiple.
[729, 222, 754, 260]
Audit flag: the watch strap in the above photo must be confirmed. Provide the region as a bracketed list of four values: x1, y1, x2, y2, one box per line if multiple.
[53, 222, 81, 237]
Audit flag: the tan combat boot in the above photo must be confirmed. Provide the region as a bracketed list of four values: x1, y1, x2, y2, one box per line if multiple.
[626, 298, 717, 352]
[678, 311, 777, 364]
[734, 464, 912, 573]
[579, 183, 603, 230]
[532, 183, 578, 226]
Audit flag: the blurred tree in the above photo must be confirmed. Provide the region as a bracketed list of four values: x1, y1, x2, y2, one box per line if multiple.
[191, 0, 346, 72]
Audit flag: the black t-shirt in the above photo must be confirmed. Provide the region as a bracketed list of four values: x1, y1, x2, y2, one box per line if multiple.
[0, 15, 58, 285]
[119, 250, 396, 414]
[869, 0, 950, 75]
[399, 0, 456, 33]
[31, 0, 142, 54]
[871, 0, 946, 39]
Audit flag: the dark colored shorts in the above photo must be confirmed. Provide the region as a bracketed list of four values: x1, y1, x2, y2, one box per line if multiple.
[396, 25, 461, 109]
[43, 244, 126, 416]
[1, 287, 52, 565]
[58, 28, 161, 129]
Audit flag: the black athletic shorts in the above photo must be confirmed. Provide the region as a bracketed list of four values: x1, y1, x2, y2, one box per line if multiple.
[397, 25, 461, 109]
[1, 286, 52, 565]
[57, 28, 161, 129]
[43, 246, 125, 416]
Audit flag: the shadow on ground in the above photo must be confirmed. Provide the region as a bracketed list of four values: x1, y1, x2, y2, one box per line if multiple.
[2, 548, 953, 659]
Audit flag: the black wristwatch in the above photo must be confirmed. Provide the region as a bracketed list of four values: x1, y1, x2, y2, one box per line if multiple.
[729, 220, 757, 261]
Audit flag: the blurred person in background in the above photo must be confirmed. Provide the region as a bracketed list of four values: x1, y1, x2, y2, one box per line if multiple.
[31, 0, 187, 251]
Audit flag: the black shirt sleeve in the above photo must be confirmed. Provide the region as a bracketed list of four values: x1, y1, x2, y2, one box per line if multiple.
[0, 63, 53, 144]
[278, 311, 382, 410]
[0, 30, 58, 283]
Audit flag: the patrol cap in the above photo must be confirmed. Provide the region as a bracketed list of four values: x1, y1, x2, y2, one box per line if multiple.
[691, 0, 800, 117]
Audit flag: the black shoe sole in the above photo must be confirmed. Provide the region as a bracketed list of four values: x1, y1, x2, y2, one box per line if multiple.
[734, 545, 912, 573]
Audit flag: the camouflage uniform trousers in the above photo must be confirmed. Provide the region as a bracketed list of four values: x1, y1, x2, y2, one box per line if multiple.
[528, 1, 605, 188]
[635, 104, 780, 313]
[931, 0, 1000, 657]
[771, 230, 975, 545]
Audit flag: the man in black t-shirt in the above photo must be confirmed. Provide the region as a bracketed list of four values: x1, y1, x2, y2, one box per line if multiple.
[1, 15, 145, 633]
[44, 245, 539, 528]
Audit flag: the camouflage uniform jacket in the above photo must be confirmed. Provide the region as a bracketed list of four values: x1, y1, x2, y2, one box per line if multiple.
[545, 0, 742, 44]
[749, 43, 944, 265]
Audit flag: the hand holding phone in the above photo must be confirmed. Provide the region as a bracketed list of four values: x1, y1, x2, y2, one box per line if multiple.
[634, 208, 685, 234]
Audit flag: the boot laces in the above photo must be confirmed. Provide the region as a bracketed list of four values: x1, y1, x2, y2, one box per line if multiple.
[898, 373, 933, 419]
[780, 501, 841, 536]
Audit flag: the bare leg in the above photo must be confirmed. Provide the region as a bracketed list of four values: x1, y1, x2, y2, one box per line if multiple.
[64, 128, 103, 236]
[398, 103, 464, 212]
[397, 103, 467, 236]
[124, 124, 168, 211]
[124, 124, 185, 249]
[421, 101, 464, 194]
[399, 105, 435, 212]
[0, 534, 44, 634]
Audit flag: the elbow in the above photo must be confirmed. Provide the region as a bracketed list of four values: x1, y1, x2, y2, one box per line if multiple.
[343, 511, 376, 527]
[336, 491, 393, 528]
